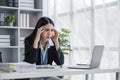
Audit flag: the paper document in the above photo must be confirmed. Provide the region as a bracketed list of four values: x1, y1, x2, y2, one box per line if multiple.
[0, 62, 36, 72]
[36, 65, 61, 69]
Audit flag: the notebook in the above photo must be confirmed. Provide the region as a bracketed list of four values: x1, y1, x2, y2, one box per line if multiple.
[36, 65, 61, 69]
[0, 62, 36, 72]
[67, 45, 104, 69]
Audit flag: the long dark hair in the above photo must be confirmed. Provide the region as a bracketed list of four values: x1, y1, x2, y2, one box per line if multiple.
[28, 17, 54, 44]
[25, 17, 54, 54]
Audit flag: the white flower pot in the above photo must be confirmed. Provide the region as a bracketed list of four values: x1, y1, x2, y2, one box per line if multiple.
[8, 22, 13, 26]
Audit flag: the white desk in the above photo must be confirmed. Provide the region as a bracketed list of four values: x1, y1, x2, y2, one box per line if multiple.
[0, 67, 120, 80]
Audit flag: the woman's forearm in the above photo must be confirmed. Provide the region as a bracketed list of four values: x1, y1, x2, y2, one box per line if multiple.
[54, 41, 59, 50]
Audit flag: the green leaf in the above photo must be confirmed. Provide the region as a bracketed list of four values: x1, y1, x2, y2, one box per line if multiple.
[59, 28, 72, 54]
[5, 16, 15, 22]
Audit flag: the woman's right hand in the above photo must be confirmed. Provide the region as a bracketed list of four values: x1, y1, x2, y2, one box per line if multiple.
[33, 27, 44, 48]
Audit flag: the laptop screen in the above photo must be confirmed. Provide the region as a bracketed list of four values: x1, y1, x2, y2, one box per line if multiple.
[90, 45, 104, 68]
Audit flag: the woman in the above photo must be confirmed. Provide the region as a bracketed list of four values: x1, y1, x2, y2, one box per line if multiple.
[23, 17, 64, 80]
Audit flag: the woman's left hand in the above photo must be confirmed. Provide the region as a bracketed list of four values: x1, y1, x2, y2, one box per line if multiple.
[51, 28, 59, 42]
[51, 28, 59, 50]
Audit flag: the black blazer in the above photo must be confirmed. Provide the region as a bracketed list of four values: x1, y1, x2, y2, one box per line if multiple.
[23, 37, 64, 65]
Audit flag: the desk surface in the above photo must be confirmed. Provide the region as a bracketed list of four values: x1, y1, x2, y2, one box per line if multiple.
[0, 67, 120, 79]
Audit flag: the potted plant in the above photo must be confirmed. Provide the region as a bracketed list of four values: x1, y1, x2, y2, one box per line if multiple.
[5, 15, 15, 26]
[59, 28, 72, 54]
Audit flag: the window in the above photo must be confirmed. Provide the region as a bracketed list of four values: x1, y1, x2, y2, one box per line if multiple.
[46, 0, 120, 80]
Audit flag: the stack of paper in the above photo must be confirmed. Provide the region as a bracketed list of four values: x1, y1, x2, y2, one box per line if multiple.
[0, 35, 10, 46]
[0, 62, 36, 72]
[20, 0, 34, 9]
[36, 65, 61, 69]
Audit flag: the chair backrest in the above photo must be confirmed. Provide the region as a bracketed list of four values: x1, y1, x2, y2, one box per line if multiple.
[0, 52, 2, 62]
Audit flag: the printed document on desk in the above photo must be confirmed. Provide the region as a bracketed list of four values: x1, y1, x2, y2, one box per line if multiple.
[36, 65, 61, 69]
[0, 62, 36, 72]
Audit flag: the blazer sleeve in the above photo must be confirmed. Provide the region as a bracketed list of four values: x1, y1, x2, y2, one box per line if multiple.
[52, 46, 64, 65]
[23, 38, 39, 64]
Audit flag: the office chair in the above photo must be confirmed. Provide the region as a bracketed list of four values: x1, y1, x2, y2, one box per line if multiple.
[0, 52, 2, 62]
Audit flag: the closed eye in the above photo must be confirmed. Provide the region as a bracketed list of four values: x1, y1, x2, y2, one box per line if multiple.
[44, 29, 53, 32]
[44, 29, 49, 31]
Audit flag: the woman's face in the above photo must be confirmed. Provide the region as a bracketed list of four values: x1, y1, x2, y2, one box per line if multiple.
[41, 23, 54, 42]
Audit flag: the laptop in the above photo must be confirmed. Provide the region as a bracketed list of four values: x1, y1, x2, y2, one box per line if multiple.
[67, 45, 104, 69]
